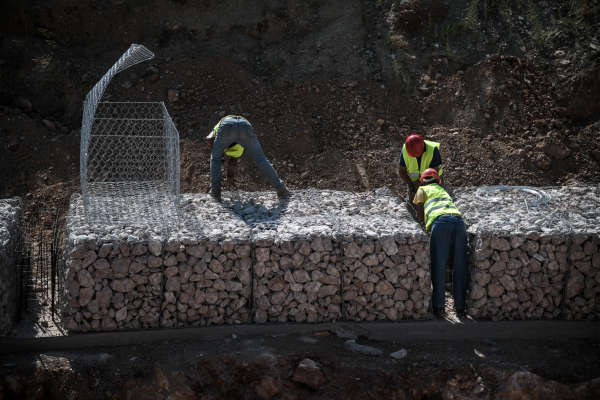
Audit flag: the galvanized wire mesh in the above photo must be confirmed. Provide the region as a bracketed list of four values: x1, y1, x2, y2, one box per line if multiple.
[450, 184, 600, 235]
[80, 44, 180, 228]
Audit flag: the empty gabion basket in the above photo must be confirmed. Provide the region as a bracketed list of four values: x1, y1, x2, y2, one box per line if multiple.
[80, 44, 180, 227]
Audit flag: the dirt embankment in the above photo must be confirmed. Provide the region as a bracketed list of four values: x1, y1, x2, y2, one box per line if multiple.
[1, 333, 600, 399]
[1, 0, 600, 218]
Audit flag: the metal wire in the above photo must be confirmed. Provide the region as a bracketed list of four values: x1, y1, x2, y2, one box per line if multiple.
[80, 44, 180, 228]
[476, 185, 553, 207]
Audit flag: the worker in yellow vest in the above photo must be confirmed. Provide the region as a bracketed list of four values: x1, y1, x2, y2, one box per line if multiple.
[206, 116, 289, 200]
[413, 168, 466, 319]
[398, 133, 443, 207]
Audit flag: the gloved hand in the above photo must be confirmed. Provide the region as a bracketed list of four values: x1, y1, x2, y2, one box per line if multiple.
[226, 176, 235, 186]
[410, 180, 421, 192]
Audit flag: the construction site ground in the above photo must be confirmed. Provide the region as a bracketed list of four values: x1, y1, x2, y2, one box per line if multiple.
[1, 0, 600, 398]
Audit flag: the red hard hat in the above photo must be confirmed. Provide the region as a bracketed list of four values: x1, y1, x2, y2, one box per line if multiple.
[405, 134, 424, 157]
[420, 168, 441, 184]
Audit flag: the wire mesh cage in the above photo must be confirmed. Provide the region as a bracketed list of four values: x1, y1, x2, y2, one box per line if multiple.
[80, 44, 180, 227]
[17, 208, 62, 325]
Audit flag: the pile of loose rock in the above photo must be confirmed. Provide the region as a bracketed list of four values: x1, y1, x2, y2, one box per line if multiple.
[0, 198, 22, 337]
[453, 185, 600, 320]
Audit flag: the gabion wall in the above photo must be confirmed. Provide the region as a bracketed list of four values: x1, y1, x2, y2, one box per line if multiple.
[0, 198, 22, 336]
[80, 44, 180, 228]
[63, 188, 431, 331]
[453, 185, 600, 321]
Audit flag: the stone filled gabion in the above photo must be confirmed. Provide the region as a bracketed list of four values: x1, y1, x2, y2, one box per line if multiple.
[342, 228, 431, 321]
[64, 188, 432, 330]
[64, 193, 252, 331]
[453, 185, 600, 320]
[0, 198, 22, 337]
[252, 236, 343, 323]
[467, 232, 567, 320]
[160, 237, 252, 327]
[233, 188, 430, 322]
[64, 240, 164, 331]
[564, 234, 600, 320]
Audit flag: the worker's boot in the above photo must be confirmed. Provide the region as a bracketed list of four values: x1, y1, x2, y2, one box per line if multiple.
[210, 188, 222, 200]
[277, 186, 290, 199]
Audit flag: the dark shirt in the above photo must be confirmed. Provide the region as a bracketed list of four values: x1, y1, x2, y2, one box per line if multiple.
[398, 147, 442, 170]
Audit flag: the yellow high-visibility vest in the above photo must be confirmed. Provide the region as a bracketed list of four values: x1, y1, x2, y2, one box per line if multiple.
[420, 183, 461, 230]
[401, 140, 442, 181]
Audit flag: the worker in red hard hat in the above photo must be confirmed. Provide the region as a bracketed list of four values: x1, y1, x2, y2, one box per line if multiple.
[414, 168, 467, 319]
[398, 134, 443, 213]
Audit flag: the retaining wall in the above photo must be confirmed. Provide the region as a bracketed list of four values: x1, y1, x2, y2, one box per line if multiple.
[0, 198, 22, 336]
[63, 189, 430, 331]
[453, 186, 600, 321]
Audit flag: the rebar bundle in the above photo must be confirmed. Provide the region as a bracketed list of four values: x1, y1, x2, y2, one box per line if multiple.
[80, 44, 180, 228]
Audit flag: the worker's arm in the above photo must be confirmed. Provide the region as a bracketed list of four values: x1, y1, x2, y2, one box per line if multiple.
[432, 166, 440, 172]
[417, 202, 425, 223]
[206, 137, 215, 150]
[398, 166, 412, 186]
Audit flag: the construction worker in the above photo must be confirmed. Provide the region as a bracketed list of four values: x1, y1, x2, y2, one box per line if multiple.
[398, 134, 443, 207]
[414, 168, 466, 319]
[206, 115, 289, 200]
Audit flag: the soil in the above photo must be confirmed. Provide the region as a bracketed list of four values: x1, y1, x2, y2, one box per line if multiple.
[1, 331, 600, 400]
[1, 0, 600, 397]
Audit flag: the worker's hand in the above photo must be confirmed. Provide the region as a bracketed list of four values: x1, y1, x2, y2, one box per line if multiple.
[226, 176, 235, 186]
[410, 180, 421, 192]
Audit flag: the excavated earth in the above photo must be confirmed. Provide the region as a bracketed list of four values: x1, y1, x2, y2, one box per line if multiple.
[1, 0, 600, 398]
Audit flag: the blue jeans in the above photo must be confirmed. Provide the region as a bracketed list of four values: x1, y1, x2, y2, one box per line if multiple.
[211, 117, 285, 192]
[430, 214, 468, 309]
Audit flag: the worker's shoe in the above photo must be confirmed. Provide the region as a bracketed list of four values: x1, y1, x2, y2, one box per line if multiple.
[210, 188, 222, 200]
[455, 309, 466, 318]
[433, 306, 447, 319]
[277, 187, 290, 199]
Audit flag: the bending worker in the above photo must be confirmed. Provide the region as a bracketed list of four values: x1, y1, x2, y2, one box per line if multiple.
[206, 115, 289, 200]
[398, 134, 443, 205]
[414, 168, 467, 319]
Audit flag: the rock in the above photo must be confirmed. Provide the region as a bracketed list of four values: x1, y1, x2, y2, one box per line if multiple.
[536, 143, 571, 160]
[14, 97, 32, 113]
[24, 384, 44, 400]
[292, 359, 326, 389]
[377, 119, 385, 126]
[301, 171, 310, 180]
[168, 89, 179, 103]
[4, 376, 23, 396]
[397, 10, 423, 32]
[516, 149, 527, 158]
[7, 135, 20, 151]
[256, 101, 267, 108]
[591, 150, 600, 162]
[390, 349, 408, 359]
[566, 269, 585, 299]
[42, 119, 56, 131]
[345, 340, 383, 356]
[490, 237, 511, 251]
[535, 154, 552, 169]
[97, 353, 113, 365]
[166, 384, 196, 400]
[495, 371, 573, 400]
[255, 376, 281, 399]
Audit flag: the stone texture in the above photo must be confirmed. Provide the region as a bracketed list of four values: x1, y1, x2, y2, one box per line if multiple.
[0, 199, 22, 337]
[292, 359, 326, 389]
